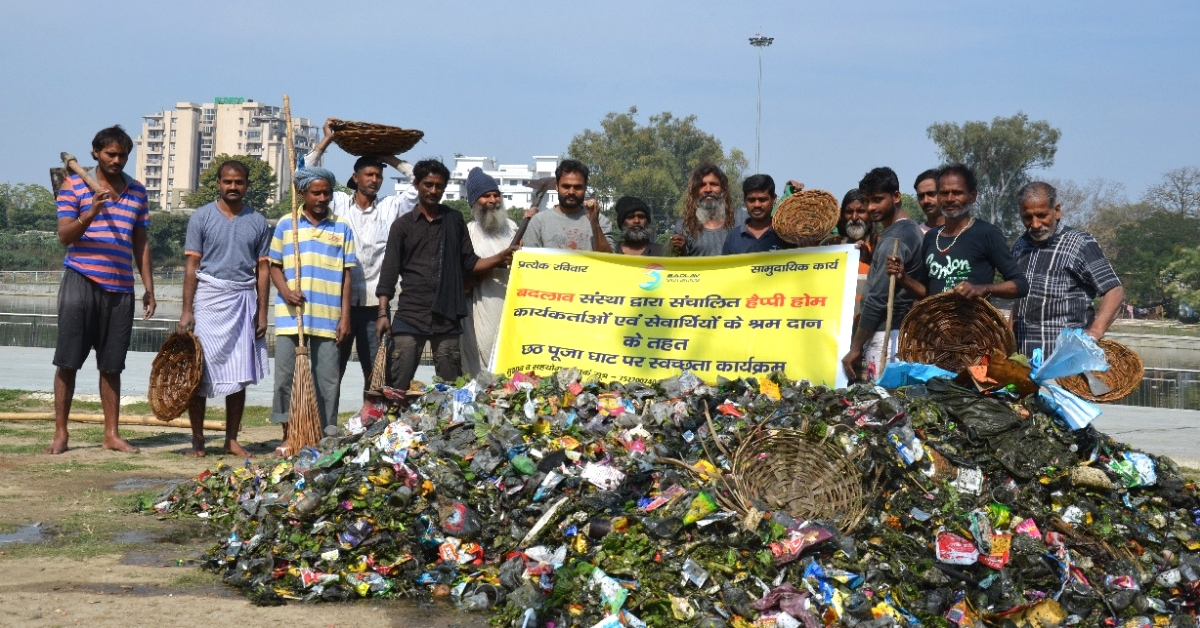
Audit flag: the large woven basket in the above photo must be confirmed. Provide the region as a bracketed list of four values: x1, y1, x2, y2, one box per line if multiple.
[724, 427, 867, 534]
[149, 332, 204, 421]
[772, 189, 840, 245]
[897, 292, 1016, 373]
[330, 120, 424, 157]
[1058, 338, 1144, 402]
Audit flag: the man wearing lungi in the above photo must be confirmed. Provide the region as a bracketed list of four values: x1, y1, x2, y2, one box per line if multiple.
[177, 160, 272, 457]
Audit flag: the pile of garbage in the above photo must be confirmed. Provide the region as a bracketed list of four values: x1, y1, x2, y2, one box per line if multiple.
[146, 369, 1200, 627]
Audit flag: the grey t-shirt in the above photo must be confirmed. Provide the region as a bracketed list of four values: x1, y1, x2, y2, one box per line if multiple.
[674, 208, 749, 257]
[858, 218, 925, 333]
[523, 207, 614, 251]
[184, 202, 271, 282]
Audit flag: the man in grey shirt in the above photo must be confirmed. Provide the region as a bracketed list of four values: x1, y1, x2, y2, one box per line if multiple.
[841, 167, 925, 382]
[522, 159, 613, 251]
[669, 163, 747, 256]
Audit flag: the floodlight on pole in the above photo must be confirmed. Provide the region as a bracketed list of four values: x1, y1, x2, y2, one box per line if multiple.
[749, 34, 774, 174]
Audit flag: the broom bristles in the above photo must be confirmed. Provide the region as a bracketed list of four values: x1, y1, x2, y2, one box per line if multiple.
[282, 347, 324, 455]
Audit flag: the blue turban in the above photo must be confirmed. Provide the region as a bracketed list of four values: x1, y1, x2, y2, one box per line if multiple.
[293, 167, 337, 193]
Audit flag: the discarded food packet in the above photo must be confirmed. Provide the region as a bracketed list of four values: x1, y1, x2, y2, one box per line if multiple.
[935, 530, 979, 565]
[887, 423, 924, 465]
[581, 462, 626, 491]
[1108, 452, 1157, 487]
[682, 492, 719, 525]
[769, 521, 836, 566]
[681, 558, 710, 588]
[953, 466, 984, 495]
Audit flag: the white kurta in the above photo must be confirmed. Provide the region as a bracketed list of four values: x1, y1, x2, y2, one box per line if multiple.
[462, 218, 519, 376]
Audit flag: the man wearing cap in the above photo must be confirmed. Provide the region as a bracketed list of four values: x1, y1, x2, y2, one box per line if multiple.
[461, 167, 522, 376]
[306, 118, 415, 393]
[613, 196, 664, 256]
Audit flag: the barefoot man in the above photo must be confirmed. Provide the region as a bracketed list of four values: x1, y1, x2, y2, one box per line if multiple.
[49, 125, 155, 454]
[177, 160, 272, 456]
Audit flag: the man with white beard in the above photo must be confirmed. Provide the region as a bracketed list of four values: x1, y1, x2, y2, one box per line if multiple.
[1010, 181, 1123, 357]
[461, 168, 520, 376]
[669, 164, 746, 256]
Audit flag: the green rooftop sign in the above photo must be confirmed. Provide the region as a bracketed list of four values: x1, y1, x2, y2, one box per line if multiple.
[214, 97, 245, 105]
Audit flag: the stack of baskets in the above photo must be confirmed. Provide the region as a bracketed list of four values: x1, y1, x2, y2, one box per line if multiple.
[772, 189, 840, 245]
[149, 331, 205, 421]
[897, 292, 1016, 372]
[1058, 338, 1144, 402]
[330, 120, 424, 157]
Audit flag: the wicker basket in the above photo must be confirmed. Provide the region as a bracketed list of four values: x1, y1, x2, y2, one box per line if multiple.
[330, 120, 424, 157]
[149, 332, 205, 421]
[1058, 338, 1144, 402]
[772, 189, 840, 245]
[724, 427, 867, 534]
[897, 292, 1016, 373]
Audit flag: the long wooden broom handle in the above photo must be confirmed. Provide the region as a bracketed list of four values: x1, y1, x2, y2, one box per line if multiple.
[282, 95, 306, 348]
[60, 153, 104, 193]
[879, 238, 901, 381]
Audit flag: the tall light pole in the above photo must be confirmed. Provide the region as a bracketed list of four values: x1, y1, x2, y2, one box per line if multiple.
[749, 34, 773, 174]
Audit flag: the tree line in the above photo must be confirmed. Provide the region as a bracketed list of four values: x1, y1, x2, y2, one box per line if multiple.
[2, 114, 1199, 319]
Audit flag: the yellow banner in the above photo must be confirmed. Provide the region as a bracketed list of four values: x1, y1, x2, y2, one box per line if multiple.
[492, 246, 859, 388]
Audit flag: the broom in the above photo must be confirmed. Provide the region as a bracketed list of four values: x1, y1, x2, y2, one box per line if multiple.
[280, 94, 325, 455]
[877, 238, 901, 383]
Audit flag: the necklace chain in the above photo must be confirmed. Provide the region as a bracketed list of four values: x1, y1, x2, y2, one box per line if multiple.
[935, 217, 975, 254]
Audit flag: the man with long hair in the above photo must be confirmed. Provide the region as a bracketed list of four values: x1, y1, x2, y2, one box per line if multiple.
[669, 163, 743, 257]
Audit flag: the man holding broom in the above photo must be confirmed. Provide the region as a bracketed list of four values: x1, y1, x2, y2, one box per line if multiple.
[49, 125, 155, 454]
[269, 167, 356, 438]
[177, 160, 272, 457]
[840, 167, 924, 382]
[376, 159, 516, 390]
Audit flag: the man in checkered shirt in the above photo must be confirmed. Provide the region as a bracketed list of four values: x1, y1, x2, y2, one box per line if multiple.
[1011, 181, 1125, 357]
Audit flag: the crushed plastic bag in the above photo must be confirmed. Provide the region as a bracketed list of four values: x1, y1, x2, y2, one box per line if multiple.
[1031, 328, 1109, 382]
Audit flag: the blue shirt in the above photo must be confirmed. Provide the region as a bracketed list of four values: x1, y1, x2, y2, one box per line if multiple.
[722, 221, 792, 254]
[184, 202, 271, 283]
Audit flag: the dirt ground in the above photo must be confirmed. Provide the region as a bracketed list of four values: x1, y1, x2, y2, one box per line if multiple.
[0, 391, 490, 628]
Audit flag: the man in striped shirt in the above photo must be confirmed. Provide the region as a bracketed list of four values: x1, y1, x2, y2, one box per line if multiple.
[1012, 181, 1124, 357]
[269, 167, 356, 434]
[305, 119, 416, 393]
[49, 125, 155, 454]
[178, 160, 272, 457]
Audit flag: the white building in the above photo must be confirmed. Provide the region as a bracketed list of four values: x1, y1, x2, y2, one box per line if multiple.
[134, 97, 318, 211]
[392, 155, 562, 209]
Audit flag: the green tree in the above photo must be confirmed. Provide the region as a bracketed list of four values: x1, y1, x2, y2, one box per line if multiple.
[183, 154, 277, 211]
[567, 107, 749, 224]
[900, 193, 920, 219]
[147, 212, 190, 268]
[1110, 210, 1200, 308]
[1163, 245, 1200, 313]
[0, 183, 58, 233]
[443, 198, 472, 223]
[927, 112, 1061, 237]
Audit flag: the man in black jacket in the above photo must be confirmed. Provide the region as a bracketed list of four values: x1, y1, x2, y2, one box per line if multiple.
[375, 160, 514, 389]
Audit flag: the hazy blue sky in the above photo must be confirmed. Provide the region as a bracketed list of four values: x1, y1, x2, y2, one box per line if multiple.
[2, 1, 1197, 203]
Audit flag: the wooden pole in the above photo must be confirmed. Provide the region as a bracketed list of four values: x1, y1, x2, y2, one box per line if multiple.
[878, 238, 901, 382]
[0, 413, 226, 431]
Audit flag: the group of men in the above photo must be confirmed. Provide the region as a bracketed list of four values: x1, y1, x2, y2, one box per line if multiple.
[46, 122, 1124, 455]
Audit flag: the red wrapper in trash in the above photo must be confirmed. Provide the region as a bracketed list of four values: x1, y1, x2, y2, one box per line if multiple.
[978, 533, 1011, 569]
[935, 531, 979, 565]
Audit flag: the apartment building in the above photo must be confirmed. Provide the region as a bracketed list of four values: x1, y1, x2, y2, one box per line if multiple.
[392, 155, 563, 209]
[133, 97, 317, 211]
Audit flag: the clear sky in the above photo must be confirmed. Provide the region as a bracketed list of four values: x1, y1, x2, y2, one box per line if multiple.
[2, 1, 1197, 202]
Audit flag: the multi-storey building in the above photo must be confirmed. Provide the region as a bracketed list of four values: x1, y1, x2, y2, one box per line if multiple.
[133, 97, 317, 211]
[391, 155, 563, 209]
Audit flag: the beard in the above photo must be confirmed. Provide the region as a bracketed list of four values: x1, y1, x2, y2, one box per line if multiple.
[621, 224, 651, 245]
[941, 203, 972, 219]
[1029, 226, 1054, 241]
[695, 196, 727, 224]
[472, 202, 508, 235]
[844, 220, 868, 241]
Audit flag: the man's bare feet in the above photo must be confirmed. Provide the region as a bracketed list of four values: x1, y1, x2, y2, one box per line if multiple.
[45, 434, 69, 455]
[184, 448, 206, 458]
[103, 436, 141, 453]
[185, 434, 206, 457]
[224, 439, 251, 457]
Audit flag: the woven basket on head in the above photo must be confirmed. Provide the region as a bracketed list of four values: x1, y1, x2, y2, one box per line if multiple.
[149, 332, 204, 421]
[897, 292, 1016, 373]
[1058, 338, 1144, 402]
[772, 189, 840, 245]
[330, 120, 424, 157]
[724, 427, 867, 534]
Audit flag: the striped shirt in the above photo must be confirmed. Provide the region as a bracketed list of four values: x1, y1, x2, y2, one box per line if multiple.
[1012, 223, 1122, 356]
[269, 213, 357, 339]
[55, 173, 150, 293]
